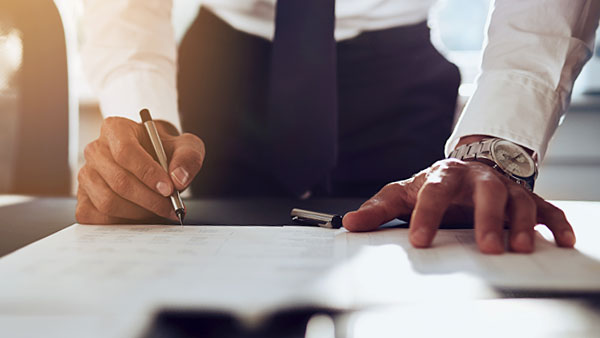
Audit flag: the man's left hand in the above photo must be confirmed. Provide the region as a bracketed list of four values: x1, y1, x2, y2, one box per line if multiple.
[343, 159, 575, 254]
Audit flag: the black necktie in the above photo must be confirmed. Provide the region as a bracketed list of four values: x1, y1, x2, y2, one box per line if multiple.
[266, 0, 338, 197]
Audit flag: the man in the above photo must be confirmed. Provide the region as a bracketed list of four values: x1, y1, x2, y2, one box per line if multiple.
[77, 0, 599, 254]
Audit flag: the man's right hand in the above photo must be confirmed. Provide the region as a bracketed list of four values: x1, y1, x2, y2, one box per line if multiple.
[76, 117, 205, 224]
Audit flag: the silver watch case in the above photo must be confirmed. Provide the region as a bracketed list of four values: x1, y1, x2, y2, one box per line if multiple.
[449, 138, 538, 191]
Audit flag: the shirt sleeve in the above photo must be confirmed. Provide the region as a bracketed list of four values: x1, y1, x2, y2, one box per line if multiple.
[82, 0, 181, 131]
[445, 0, 600, 160]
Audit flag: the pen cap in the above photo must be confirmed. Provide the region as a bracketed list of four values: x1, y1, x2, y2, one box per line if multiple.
[140, 108, 152, 123]
[290, 208, 342, 229]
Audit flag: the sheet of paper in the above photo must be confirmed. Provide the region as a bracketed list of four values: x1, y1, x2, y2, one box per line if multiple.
[339, 227, 600, 305]
[339, 200, 600, 304]
[1, 210, 599, 337]
[0, 225, 349, 337]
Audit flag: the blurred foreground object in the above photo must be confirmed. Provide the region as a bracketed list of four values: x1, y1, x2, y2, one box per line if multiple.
[0, 0, 70, 195]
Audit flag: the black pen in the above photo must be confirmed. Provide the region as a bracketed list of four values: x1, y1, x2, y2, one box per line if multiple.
[140, 109, 186, 225]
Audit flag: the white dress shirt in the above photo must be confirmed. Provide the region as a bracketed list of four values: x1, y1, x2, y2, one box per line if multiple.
[82, 0, 599, 161]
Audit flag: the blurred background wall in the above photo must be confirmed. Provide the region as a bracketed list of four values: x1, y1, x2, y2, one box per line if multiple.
[0, 20, 21, 192]
[1, 0, 599, 199]
[0, 0, 73, 195]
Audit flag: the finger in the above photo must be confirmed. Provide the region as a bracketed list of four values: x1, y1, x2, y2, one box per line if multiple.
[165, 133, 205, 191]
[506, 185, 536, 253]
[532, 195, 575, 247]
[343, 181, 413, 232]
[100, 117, 173, 197]
[75, 187, 128, 225]
[409, 176, 458, 248]
[85, 142, 178, 221]
[78, 165, 161, 221]
[472, 174, 508, 254]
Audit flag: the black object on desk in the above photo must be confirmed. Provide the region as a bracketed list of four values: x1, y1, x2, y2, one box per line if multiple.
[182, 198, 363, 226]
[141, 307, 338, 338]
[290, 208, 343, 229]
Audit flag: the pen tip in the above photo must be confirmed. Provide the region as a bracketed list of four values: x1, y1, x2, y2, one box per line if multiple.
[176, 210, 185, 226]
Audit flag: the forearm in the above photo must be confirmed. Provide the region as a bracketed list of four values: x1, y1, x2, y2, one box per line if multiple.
[82, 0, 181, 131]
[446, 0, 600, 160]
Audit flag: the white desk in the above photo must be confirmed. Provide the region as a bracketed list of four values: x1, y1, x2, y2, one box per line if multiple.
[0, 199, 599, 337]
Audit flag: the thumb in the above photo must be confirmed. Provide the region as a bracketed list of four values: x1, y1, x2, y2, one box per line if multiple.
[167, 133, 206, 191]
[343, 181, 415, 232]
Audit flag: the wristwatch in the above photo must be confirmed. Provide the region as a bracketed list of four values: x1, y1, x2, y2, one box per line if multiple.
[448, 138, 538, 191]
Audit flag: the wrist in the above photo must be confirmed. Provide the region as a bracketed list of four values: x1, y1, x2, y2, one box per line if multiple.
[455, 134, 535, 160]
[449, 136, 538, 191]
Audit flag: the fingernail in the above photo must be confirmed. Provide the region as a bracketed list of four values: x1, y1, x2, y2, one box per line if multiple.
[410, 228, 430, 247]
[156, 181, 171, 197]
[561, 231, 576, 246]
[482, 232, 503, 253]
[514, 232, 532, 251]
[171, 167, 189, 186]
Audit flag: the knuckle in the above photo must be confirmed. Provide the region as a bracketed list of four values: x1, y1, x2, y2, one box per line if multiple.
[83, 141, 98, 161]
[75, 208, 87, 223]
[75, 203, 91, 223]
[431, 159, 466, 177]
[181, 134, 206, 157]
[111, 171, 131, 195]
[103, 116, 129, 128]
[77, 166, 88, 184]
[181, 133, 198, 142]
[140, 165, 156, 182]
[104, 116, 120, 125]
[547, 206, 567, 221]
[419, 181, 453, 201]
[96, 196, 117, 215]
[191, 147, 205, 161]
[112, 140, 130, 165]
[185, 150, 205, 167]
[430, 160, 446, 171]
[477, 176, 506, 192]
[443, 158, 466, 168]
[422, 180, 447, 194]
[509, 198, 536, 224]
[140, 165, 158, 184]
[100, 117, 121, 135]
[510, 188, 534, 206]
[381, 181, 404, 194]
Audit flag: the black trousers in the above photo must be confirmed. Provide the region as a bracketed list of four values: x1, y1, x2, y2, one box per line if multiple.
[178, 8, 460, 198]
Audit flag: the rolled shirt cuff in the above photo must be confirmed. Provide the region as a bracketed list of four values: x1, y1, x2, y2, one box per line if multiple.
[445, 71, 562, 161]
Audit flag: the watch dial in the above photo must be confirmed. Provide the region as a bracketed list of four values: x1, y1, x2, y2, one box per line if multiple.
[492, 140, 535, 177]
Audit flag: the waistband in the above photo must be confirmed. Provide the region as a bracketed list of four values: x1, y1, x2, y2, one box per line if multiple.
[338, 20, 431, 49]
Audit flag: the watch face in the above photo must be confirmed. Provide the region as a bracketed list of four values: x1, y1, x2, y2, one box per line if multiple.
[491, 140, 536, 178]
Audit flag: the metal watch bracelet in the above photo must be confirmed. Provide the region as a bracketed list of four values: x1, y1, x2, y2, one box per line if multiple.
[448, 138, 535, 191]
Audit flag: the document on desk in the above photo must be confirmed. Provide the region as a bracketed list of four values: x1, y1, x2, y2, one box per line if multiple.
[1, 222, 599, 332]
